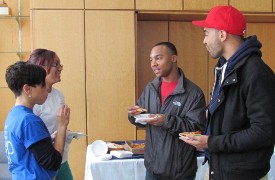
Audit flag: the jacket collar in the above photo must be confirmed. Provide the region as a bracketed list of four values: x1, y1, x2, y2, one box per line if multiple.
[151, 68, 186, 95]
[222, 54, 252, 86]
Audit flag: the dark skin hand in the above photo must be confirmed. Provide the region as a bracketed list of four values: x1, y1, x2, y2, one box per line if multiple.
[128, 105, 165, 126]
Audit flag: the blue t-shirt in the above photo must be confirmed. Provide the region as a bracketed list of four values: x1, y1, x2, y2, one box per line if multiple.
[4, 105, 57, 180]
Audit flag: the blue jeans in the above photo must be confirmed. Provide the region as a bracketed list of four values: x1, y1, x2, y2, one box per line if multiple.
[145, 171, 158, 180]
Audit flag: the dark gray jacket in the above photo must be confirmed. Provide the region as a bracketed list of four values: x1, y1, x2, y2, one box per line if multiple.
[129, 68, 206, 180]
[207, 36, 275, 180]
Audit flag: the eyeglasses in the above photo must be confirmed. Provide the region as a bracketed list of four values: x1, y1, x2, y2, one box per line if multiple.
[51, 63, 63, 68]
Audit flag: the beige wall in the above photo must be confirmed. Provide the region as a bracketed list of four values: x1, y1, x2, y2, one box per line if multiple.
[85, 10, 136, 141]
[1, 0, 275, 179]
[31, 9, 87, 179]
[0, 0, 31, 130]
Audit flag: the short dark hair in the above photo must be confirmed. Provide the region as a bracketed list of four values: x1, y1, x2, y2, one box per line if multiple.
[153, 42, 178, 55]
[28, 49, 57, 71]
[5, 61, 46, 97]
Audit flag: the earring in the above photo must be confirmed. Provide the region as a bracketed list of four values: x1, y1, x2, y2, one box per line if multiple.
[28, 95, 32, 98]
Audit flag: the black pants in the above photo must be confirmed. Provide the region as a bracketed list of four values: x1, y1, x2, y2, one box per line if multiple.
[145, 170, 195, 180]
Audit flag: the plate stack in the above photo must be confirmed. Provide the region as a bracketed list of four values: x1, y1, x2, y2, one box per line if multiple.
[90, 140, 112, 161]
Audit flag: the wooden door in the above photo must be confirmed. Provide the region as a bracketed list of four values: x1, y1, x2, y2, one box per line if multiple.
[170, 21, 209, 101]
[136, 21, 169, 139]
[246, 23, 275, 71]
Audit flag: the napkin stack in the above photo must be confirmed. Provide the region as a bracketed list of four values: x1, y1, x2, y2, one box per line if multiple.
[110, 150, 133, 158]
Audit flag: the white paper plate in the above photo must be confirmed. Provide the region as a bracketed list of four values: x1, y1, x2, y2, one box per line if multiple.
[96, 154, 112, 161]
[67, 131, 87, 139]
[110, 150, 133, 158]
[134, 114, 155, 125]
[91, 140, 108, 156]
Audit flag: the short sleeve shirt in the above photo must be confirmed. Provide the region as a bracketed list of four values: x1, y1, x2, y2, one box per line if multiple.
[4, 105, 57, 180]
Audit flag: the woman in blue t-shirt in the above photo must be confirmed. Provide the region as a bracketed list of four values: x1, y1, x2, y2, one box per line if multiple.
[4, 61, 70, 180]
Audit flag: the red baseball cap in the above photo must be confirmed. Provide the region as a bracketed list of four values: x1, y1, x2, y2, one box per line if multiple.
[192, 5, 246, 36]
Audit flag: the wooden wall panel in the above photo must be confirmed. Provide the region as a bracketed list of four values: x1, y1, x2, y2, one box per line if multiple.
[86, 0, 134, 9]
[230, 0, 272, 12]
[31, 10, 86, 180]
[136, 0, 182, 10]
[4, 0, 30, 16]
[20, 0, 30, 16]
[0, 55, 19, 88]
[0, 88, 14, 130]
[85, 10, 136, 142]
[184, 0, 228, 11]
[246, 23, 275, 72]
[170, 22, 209, 101]
[0, 55, 19, 130]
[137, 128, 146, 140]
[0, 0, 30, 131]
[30, 0, 84, 9]
[136, 21, 168, 140]
[137, 21, 169, 98]
[0, 19, 19, 52]
[21, 19, 31, 52]
[0, 1, 30, 59]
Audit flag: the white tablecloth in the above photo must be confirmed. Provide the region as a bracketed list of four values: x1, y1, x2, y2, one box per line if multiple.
[84, 144, 207, 180]
[85, 144, 275, 180]
[269, 152, 275, 180]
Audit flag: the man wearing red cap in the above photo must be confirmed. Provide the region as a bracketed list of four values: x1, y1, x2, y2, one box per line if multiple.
[180, 5, 275, 180]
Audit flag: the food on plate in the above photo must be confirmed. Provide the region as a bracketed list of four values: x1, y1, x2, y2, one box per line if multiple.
[179, 131, 201, 137]
[106, 142, 124, 149]
[131, 143, 145, 149]
[136, 107, 147, 112]
[124, 141, 145, 154]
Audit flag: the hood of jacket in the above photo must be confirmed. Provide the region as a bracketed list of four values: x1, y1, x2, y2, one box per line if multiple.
[217, 35, 262, 76]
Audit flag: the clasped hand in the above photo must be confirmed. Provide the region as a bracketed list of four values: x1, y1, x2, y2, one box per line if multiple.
[56, 104, 70, 127]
